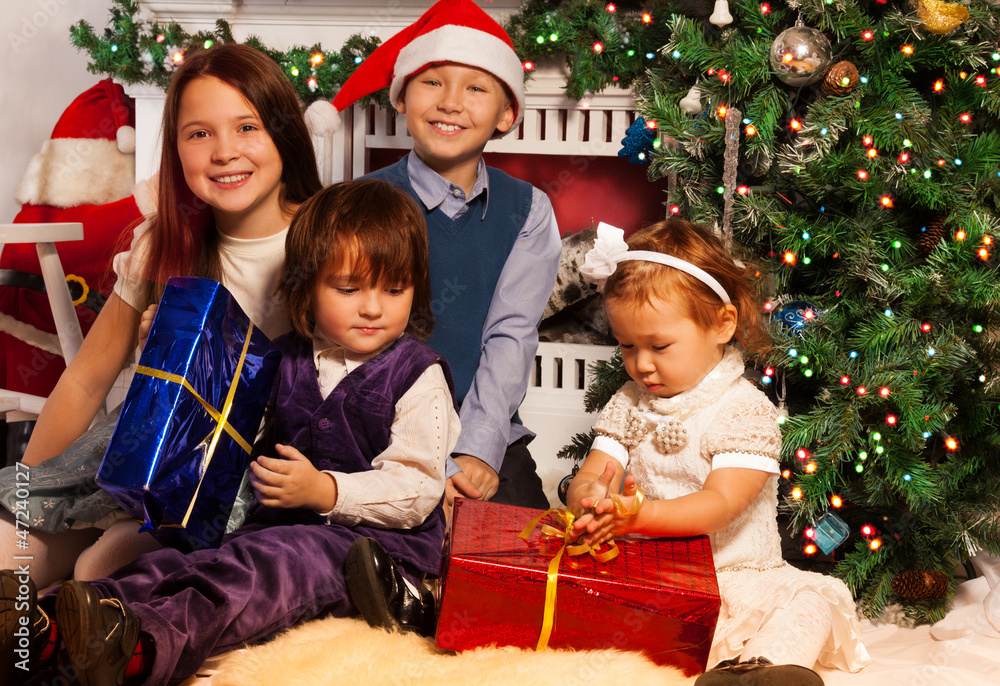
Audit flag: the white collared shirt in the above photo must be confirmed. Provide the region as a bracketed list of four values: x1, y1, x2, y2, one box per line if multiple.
[312, 336, 461, 528]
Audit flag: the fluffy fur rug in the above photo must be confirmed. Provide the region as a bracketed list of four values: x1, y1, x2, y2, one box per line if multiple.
[207, 616, 697, 686]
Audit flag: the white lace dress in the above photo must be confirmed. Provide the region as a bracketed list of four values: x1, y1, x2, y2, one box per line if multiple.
[591, 347, 869, 672]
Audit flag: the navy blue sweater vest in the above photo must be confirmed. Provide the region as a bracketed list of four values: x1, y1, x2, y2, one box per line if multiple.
[250, 333, 456, 575]
[365, 157, 534, 403]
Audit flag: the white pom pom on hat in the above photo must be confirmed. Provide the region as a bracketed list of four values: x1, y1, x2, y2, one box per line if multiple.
[116, 125, 136, 154]
[304, 100, 342, 137]
[306, 0, 524, 139]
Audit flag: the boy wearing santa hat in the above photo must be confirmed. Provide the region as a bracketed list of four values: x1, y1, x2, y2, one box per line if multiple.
[307, 0, 561, 637]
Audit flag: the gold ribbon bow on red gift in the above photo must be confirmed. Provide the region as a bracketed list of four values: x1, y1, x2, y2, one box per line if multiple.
[517, 487, 645, 651]
[134, 321, 255, 528]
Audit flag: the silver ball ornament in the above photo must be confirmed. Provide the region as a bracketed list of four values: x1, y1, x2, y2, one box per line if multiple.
[769, 25, 833, 87]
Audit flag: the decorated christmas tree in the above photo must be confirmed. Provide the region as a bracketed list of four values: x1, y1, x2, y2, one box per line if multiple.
[526, 0, 1000, 623]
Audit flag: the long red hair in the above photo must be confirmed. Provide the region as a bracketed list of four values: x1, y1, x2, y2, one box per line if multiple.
[134, 43, 321, 305]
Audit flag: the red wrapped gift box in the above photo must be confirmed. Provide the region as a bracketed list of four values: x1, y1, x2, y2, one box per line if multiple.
[436, 499, 721, 675]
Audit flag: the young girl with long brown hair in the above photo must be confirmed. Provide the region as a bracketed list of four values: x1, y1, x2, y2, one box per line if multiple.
[0, 42, 322, 590]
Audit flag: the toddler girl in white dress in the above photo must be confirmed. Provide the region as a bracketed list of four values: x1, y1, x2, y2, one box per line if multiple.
[568, 219, 869, 685]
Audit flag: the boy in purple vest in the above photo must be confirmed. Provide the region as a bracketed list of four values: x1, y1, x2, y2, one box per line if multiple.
[307, 0, 561, 637]
[0, 180, 460, 686]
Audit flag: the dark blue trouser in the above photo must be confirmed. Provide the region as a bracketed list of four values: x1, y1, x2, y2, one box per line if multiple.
[78, 522, 365, 686]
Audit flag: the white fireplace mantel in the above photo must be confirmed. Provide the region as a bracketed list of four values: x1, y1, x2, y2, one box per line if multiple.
[141, 0, 525, 46]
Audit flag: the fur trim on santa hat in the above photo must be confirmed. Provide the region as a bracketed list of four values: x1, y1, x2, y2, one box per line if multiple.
[389, 24, 525, 133]
[15, 138, 135, 209]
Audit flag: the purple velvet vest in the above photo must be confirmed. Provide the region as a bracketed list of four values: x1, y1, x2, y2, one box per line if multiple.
[249, 333, 455, 575]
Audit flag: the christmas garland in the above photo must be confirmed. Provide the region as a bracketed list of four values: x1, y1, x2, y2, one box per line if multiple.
[70, 0, 681, 108]
[70, 0, 390, 109]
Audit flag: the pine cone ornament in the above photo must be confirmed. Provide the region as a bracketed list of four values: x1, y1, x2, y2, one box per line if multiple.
[891, 570, 950, 599]
[822, 61, 860, 95]
[918, 212, 948, 254]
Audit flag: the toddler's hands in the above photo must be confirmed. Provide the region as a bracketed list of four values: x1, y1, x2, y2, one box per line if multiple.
[569, 460, 615, 543]
[573, 469, 641, 548]
[571, 461, 617, 517]
[250, 443, 337, 512]
[138, 305, 157, 350]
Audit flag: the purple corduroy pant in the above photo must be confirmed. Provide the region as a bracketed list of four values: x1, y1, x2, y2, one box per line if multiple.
[82, 522, 363, 686]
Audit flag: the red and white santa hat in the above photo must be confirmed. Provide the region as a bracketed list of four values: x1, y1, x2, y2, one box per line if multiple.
[15, 79, 136, 209]
[306, 0, 525, 139]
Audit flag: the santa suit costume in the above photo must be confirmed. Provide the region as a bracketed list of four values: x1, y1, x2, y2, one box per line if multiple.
[1, 79, 153, 463]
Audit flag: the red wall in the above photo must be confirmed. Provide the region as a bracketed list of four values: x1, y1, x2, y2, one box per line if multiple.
[368, 149, 672, 236]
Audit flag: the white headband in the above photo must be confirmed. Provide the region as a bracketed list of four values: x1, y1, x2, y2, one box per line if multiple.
[580, 222, 732, 303]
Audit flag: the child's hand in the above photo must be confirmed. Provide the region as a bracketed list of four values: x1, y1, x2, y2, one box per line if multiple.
[444, 454, 499, 521]
[573, 468, 642, 548]
[138, 305, 157, 350]
[249, 443, 337, 513]
[569, 460, 616, 519]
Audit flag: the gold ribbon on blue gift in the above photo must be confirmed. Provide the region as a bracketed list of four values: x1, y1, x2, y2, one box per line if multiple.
[517, 487, 645, 651]
[134, 321, 255, 528]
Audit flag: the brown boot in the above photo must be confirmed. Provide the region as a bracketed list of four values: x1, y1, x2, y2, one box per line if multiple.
[1, 569, 52, 684]
[56, 580, 141, 686]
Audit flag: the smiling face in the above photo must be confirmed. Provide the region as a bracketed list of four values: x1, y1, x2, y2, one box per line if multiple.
[312, 254, 415, 357]
[176, 76, 286, 237]
[606, 295, 736, 398]
[395, 63, 515, 189]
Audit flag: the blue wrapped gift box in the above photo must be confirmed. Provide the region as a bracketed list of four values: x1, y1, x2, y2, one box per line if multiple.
[97, 277, 281, 551]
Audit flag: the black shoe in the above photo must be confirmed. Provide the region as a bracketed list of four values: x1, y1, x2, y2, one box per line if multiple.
[55, 580, 141, 686]
[1, 569, 51, 684]
[695, 657, 824, 685]
[345, 536, 437, 637]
